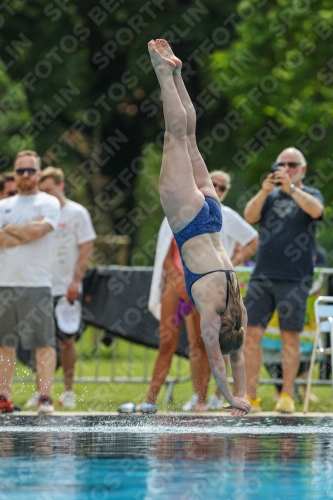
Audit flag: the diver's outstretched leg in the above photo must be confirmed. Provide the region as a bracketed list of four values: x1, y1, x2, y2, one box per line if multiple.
[155, 39, 218, 203]
[148, 40, 204, 233]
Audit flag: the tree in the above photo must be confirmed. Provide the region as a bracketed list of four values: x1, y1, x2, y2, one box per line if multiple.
[0, 0, 239, 245]
[0, 66, 33, 171]
[210, 0, 333, 262]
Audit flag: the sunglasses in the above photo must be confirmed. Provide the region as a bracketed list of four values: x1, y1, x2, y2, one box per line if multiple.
[273, 162, 300, 169]
[213, 182, 227, 193]
[15, 168, 38, 176]
[7, 190, 18, 197]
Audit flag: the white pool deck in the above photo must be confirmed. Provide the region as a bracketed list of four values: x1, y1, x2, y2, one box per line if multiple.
[6, 411, 333, 417]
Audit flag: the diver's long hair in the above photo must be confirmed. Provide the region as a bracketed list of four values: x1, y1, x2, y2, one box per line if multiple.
[219, 275, 245, 355]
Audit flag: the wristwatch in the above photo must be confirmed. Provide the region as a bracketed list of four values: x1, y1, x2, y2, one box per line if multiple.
[289, 184, 296, 196]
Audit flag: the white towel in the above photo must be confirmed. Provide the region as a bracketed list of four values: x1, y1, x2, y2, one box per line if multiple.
[148, 217, 173, 320]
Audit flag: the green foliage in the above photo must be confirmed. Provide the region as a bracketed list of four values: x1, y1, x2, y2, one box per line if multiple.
[0, 68, 33, 170]
[0, 0, 238, 236]
[131, 143, 164, 266]
[0, 1, 332, 262]
[210, 0, 333, 261]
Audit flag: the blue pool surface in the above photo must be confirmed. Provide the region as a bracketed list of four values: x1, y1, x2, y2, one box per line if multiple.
[1, 415, 333, 499]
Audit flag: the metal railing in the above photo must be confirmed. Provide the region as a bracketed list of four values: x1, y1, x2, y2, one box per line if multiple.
[14, 329, 190, 404]
[14, 266, 333, 402]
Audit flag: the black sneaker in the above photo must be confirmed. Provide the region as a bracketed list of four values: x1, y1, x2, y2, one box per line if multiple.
[38, 396, 54, 414]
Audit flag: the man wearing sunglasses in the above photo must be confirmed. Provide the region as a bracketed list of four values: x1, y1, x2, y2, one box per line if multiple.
[0, 173, 18, 199]
[0, 150, 60, 414]
[243, 147, 324, 413]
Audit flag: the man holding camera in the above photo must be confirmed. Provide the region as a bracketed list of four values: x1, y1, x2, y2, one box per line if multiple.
[243, 147, 324, 413]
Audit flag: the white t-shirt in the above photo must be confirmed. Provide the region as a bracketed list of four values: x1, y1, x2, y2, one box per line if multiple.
[52, 200, 96, 296]
[220, 205, 258, 258]
[148, 217, 173, 320]
[0, 192, 61, 287]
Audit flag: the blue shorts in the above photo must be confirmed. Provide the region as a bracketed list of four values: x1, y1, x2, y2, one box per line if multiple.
[244, 278, 312, 332]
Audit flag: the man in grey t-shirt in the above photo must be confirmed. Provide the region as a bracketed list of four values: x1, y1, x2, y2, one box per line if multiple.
[243, 147, 324, 413]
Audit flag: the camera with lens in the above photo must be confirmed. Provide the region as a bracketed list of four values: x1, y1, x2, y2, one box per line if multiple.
[270, 162, 281, 185]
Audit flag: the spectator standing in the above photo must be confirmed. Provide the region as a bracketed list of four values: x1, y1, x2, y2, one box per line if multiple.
[0, 174, 29, 369]
[0, 173, 18, 199]
[28, 167, 96, 409]
[183, 170, 258, 410]
[243, 147, 324, 413]
[0, 150, 60, 413]
[210, 171, 258, 268]
[266, 242, 327, 403]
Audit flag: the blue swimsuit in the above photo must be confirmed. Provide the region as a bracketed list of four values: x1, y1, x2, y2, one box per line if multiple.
[173, 196, 235, 305]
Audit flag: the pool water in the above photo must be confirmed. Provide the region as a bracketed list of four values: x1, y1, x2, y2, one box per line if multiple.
[1, 415, 333, 499]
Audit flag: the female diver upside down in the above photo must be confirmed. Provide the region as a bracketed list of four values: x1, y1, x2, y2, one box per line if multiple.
[148, 39, 251, 417]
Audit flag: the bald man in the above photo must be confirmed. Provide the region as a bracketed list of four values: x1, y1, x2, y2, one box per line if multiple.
[243, 147, 324, 413]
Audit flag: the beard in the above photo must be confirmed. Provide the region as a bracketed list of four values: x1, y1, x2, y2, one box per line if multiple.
[16, 177, 38, 193]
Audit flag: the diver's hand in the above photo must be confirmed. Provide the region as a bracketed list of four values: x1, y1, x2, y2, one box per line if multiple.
[224, 397, 250, 416]
[231, 407, 248, 417]
[222, 406, 249, 416]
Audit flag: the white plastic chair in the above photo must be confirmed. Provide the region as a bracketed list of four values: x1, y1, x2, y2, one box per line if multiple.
[303, 296, 333, 413]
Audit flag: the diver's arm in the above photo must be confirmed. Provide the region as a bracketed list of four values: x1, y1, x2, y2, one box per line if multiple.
[230, 347, 246, 398]
[230, 307, 248, 398]
[202, 328, 235, 405]
[201, 316, 250, 414]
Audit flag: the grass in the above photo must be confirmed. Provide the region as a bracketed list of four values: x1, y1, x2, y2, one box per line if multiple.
[11, 327, 333, 413]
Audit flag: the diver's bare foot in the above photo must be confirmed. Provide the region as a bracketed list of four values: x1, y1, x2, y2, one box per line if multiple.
[148, 40, 176, 74]
[155, 39, 182, 74]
